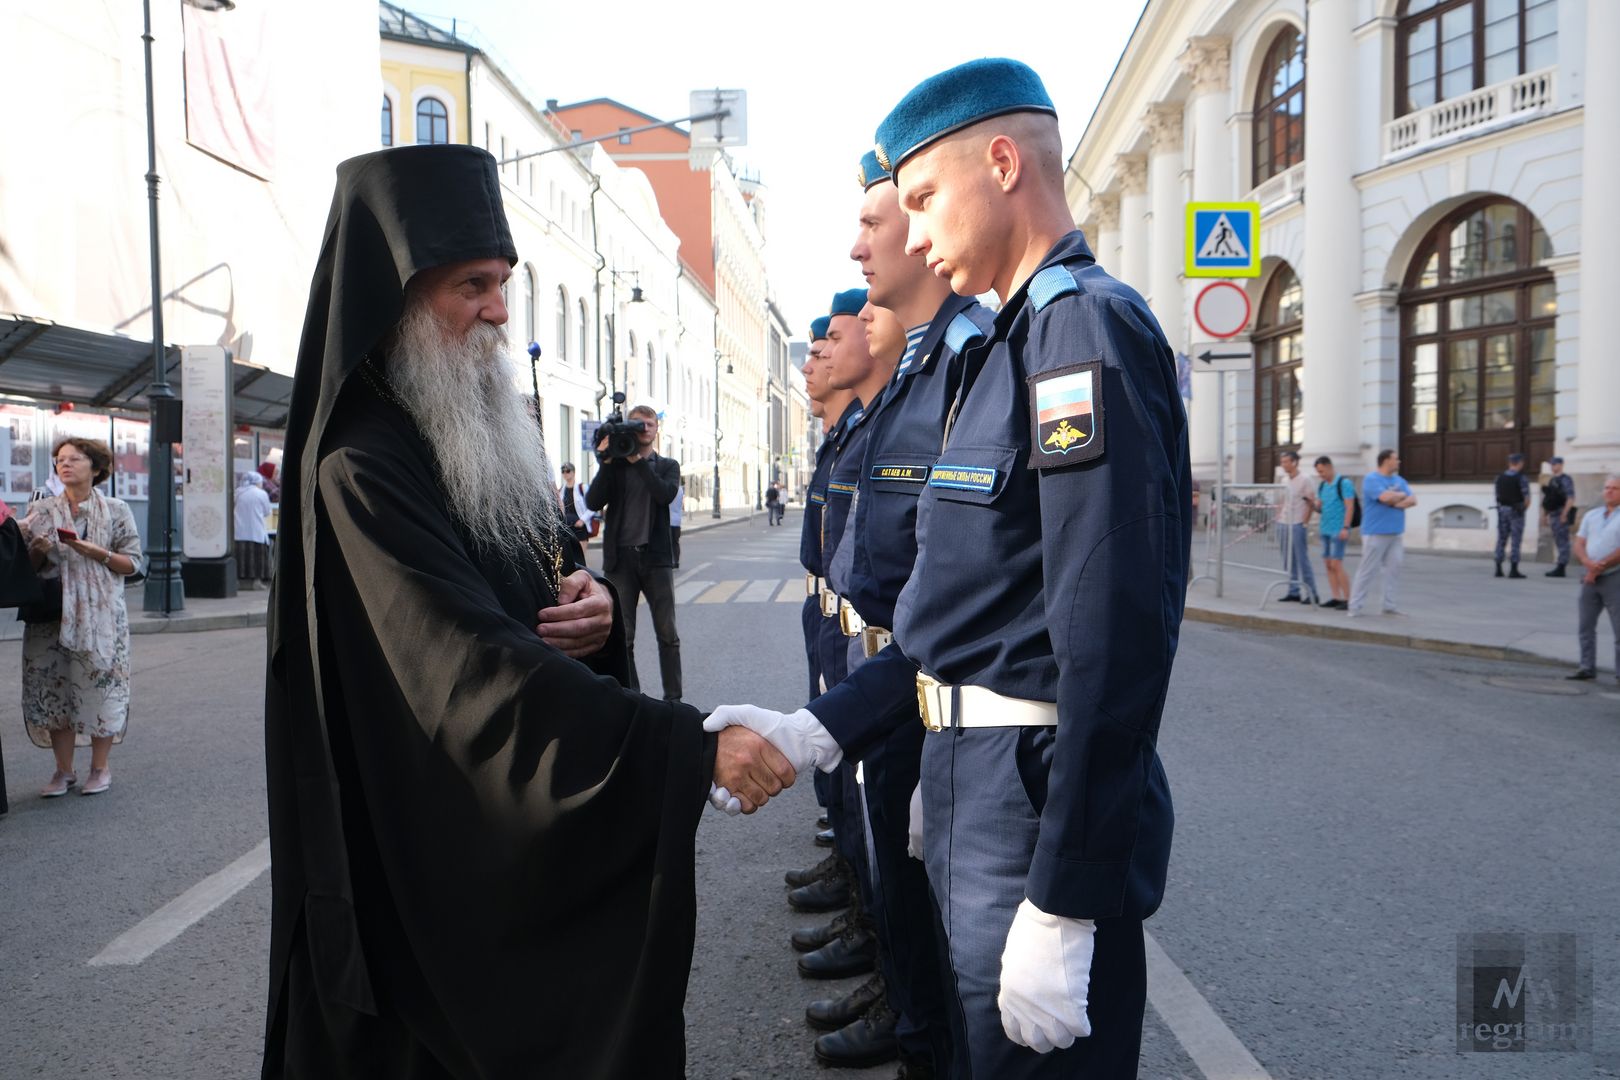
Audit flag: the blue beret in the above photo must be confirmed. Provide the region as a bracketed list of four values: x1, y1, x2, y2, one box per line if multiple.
[857, 149, 892, 191]
[810, 315, 831, 342]
[874, 58, 1056, 175]
[829, 288, 868, 318]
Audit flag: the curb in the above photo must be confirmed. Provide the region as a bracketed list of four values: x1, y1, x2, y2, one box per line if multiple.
[131, 610, 268, 635]
[1183, 604, 1567, 669]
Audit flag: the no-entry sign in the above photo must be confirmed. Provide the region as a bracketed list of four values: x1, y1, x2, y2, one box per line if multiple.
[1193, 281, 1252, 340]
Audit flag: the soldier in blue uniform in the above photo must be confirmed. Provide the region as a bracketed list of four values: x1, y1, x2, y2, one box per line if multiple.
[707, 59, 1190, 1077]
[1543, 456, 1577, 577]
[1494, 452, 1531, 578]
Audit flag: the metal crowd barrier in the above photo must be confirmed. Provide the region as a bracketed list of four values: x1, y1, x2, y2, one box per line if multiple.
[1190, 483, 1299, 606]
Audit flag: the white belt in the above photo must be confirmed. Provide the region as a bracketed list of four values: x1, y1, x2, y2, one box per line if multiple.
[820, 588, 840, 618]
[861, 626, 892, 658]
[805, 572, 823, 598]
[839, 598, 866, 637]
[916, 673, 1058, 733]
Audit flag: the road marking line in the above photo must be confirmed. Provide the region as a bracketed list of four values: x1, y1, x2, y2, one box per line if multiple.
[674, 579, 714, 604]
[695, 580, 746, 604]
[89, 838, 271, 967]
[675, 562, 711, 587]
[1144, 929, 1272, 1079]
[776, 580, 803, 602]
[736, 579, 779, 603]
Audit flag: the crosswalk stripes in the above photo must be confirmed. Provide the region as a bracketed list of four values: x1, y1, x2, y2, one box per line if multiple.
[695, 580, 747, 604]
[668, 578, 803, 605]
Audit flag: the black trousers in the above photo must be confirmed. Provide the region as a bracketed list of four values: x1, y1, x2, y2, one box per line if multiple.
[606, 546, 682, 701]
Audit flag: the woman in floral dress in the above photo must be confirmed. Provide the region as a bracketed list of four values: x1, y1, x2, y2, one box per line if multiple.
[19, 437, 143, 797]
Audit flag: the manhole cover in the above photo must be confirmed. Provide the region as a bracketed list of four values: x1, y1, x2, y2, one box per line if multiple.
[1482, 676, 1587, 696]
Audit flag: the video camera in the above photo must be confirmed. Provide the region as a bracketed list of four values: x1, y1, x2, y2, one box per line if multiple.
[596, 392, 647, 463]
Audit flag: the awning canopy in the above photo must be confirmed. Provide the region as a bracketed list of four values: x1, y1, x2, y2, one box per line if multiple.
[0, 313, 293, 428]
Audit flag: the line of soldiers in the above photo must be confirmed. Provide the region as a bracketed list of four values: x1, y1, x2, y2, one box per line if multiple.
[705, 58, 1194, 1078]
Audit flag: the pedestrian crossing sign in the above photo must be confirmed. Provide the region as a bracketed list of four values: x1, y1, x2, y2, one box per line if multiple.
[1185, 202, 1261, 278]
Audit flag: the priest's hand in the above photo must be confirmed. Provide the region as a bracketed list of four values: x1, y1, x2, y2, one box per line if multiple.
[702, 705, 844, 778]
[536, 570, 613, 657]
[712, 726, 796, 813]
[998, 899, 1095, 1052]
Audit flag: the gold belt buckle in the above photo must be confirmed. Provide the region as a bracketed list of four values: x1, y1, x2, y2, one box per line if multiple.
[839, 599, 864, 637]
[916, 672, 943, 732]
[862, 626, 891, 658]
[820, 588, 839, 618]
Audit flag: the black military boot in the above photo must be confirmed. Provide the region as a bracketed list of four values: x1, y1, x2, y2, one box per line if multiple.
[817, 810, 830, 828]
[1546, 564, 1566, 577]
[788, 872, 852, 913]
[814, 826, 836, 847]
[813, 999, 899, 1068]
[791, 906, 856, 952]
[1509, 563, 1527, 579]
[785, 851, 844, 888]
[805, 972, 885, 1030]
[1495, 561, 1504, 577]
[797, 922, 877, 979]
[894, 1054, 935, 1079]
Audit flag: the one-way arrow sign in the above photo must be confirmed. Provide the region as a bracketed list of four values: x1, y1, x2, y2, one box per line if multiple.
[1190, 339, 1254, 373]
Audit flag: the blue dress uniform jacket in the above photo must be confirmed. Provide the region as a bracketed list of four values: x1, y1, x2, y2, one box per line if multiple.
[819, 399, 868, 687]
[802, 402, 856, 696]
[844, 294, 995, 633]
[814, 231, 1190, 922]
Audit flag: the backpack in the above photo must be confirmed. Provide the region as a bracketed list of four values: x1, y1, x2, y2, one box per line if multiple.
[1494, 472, 1525, 509]
[1322, 476, 1361, 529]
[1541, 480, 1567, 513]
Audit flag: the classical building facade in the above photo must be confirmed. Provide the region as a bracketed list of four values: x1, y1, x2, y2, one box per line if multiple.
[1069, 0, 1615, 551]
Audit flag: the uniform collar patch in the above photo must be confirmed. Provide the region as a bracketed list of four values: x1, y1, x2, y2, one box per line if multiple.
[1027, 361, 1105, 469]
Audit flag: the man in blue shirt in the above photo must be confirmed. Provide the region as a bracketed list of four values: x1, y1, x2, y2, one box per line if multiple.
[1312, 455, 1354, 609]
[1568, 475, 1620, 682]
[1349, 449, 1417, 617]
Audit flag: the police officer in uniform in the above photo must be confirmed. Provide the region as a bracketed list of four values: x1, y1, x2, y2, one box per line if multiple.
[706, 59, 1190, 1077]
[1494, 452, 1531, 578]
[1543, 456, 1577, 576]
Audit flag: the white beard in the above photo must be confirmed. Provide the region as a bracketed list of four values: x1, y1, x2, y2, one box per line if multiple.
[388, 301, 564, 565]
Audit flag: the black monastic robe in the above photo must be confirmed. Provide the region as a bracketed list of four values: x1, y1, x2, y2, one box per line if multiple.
[263, 145, 714, 1079]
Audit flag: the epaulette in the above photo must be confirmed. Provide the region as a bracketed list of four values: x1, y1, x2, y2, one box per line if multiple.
[943, 312, 985, 355]
[1028, 265, 1079, 314]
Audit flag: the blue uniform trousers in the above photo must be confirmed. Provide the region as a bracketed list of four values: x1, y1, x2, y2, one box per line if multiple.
[921, 727, 1149, 1078]
[848, 640, 954, 1068]
[803, 596, 834, 809]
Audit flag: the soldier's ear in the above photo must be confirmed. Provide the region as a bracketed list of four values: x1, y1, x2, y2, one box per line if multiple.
[986, 134, 1021, 192]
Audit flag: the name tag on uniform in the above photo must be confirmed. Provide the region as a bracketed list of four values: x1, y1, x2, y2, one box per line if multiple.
[1027, 361, 1105, 469]
[927, 465, 999, 494]
[827, 481, 859, 497]
[870, 464, 929, 484]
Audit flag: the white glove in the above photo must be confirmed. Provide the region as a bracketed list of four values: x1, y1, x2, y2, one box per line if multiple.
[998, 899, 1094, 1053]
[701, 705, 844, 775]
[906, 782, 925, 860]
[707, 783, 741, 816]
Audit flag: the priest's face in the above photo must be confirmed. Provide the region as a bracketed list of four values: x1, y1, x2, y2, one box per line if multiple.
[388, 273, 563, 565]
[410, 257, 512, 338]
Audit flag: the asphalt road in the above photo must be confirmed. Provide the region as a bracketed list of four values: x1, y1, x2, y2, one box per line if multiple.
[1, 513, 1617, 1078]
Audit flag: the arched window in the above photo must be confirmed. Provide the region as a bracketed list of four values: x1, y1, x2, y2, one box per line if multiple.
[1400, 197, 1555, 480]
[381, 95, 393, 147]
[646, 344, 657, 399]
[1253, 27, 1305, 186]
[577, 299, 590, 369]
[415, 97, 449, 145]
[1398, 0, 1558, 116]
[521, 266, 536, 346]
[554, 285, 568, 363]
[1253, 265, 1304, 480]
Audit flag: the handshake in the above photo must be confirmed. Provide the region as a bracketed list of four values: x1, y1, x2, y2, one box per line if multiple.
[704, 705, 843, 815]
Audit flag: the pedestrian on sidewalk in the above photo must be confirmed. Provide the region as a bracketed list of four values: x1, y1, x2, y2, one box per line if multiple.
[669, 481, 684, 568]
[1276, 450, 1319, 604]
[558, 462, 593, 545]
[1349, 449, 1416, 617]
[1542, 456, 1576, 577]
[1567, 475, 1620, 683]
[234, 471, 273, 590]
[1312, 455, 1354, 609]
[766, 480, 783, 525]
[1493, 452, 1531, 578]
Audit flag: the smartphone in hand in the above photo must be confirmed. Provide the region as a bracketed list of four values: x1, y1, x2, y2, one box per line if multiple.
[56, 527, 79, 542]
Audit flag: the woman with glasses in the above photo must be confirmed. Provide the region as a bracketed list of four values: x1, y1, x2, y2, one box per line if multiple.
[19, 437, 143, 797]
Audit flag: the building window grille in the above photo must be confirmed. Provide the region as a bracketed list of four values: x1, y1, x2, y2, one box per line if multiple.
[1253, 264, 1304, 480]
[1253, 27, 1306, 186]
[416, 97, 450, 145]
[381, 95, 393, 147]
[1398, 0, 1557, 116]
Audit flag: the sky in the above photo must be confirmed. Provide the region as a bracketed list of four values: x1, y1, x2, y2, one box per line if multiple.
[425, 0, 1150, 338]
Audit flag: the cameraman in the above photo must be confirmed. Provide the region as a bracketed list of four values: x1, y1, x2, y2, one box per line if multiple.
[586, 405, 683, 702]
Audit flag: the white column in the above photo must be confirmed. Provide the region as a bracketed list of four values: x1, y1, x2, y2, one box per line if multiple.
[1182, 36, 1232, 481]
[1301, 0, 1364, 464]
[1115, 154, 1149, 293]
[1574, 0, 1620, 472]
[1145, 103, 1186, 353]
[1093, 193, 1121, 277]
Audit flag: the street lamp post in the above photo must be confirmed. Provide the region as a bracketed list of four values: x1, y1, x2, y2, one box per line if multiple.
[140, 0, 234, 614]
[605, 269, 643, 405]
[712, 348, 730, 519]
